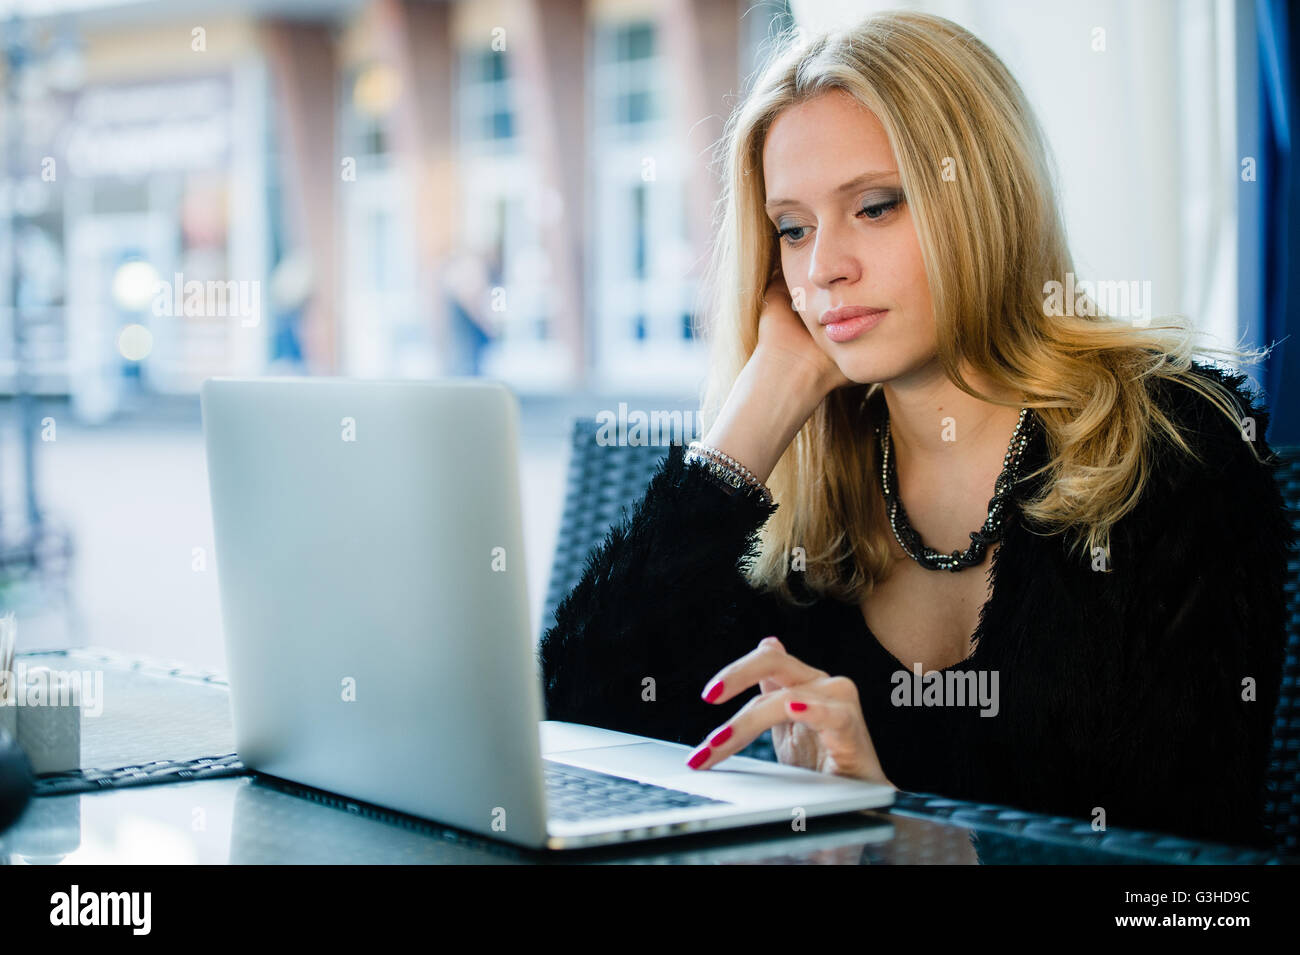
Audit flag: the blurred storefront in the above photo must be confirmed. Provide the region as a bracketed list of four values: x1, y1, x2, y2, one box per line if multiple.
[0, 0, 794, 416]
[2, 16, 273, 420]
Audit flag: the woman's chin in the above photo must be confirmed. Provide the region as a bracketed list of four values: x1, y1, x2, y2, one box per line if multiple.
[833, 362, 885, 388]
[834, 349, 939, 390]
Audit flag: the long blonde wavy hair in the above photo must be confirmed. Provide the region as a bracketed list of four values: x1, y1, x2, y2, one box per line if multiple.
[696, 10, 1270, 607]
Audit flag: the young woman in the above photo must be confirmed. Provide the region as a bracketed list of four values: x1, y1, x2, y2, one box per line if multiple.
[538, 11, 1290, 848]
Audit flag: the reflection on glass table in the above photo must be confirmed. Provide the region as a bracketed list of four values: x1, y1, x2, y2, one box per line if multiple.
[3, 774, 1255, 865]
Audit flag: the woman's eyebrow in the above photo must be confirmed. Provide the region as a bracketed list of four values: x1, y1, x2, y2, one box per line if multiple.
[764, 170, 900, 212]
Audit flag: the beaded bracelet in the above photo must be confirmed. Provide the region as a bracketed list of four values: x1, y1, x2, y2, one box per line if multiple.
[691, 455, 774, 506]
[684, 441, 775, 506]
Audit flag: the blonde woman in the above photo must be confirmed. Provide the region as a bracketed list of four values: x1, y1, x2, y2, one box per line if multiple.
[538, 11, 1290, 848]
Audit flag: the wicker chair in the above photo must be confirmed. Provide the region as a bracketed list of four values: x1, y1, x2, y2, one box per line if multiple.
[540, 416, 1300, 853]
[539, 417, 776, 762]
[539, 417, 679, 644]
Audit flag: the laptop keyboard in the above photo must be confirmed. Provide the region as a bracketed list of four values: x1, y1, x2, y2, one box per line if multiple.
[543, 761, 730, 823]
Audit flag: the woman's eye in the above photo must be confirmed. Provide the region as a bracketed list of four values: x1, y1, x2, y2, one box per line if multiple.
[776, 196, 901, 244]
[859, 198, 900, 220]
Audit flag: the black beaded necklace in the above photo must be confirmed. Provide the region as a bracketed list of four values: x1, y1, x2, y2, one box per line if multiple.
[877, 404, 1039, 572]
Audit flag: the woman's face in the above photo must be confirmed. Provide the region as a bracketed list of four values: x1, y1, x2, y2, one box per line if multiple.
[762, 89, 938, 386]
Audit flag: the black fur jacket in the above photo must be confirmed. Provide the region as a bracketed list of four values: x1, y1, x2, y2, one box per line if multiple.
[538, 362, 1292, 848]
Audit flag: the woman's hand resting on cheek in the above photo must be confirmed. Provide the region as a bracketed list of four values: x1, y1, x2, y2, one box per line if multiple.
[687, 636, 895, 788]
[756, 266, 856, 398]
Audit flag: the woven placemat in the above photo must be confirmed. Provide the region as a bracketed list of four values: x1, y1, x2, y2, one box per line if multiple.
[14, 648, 246, 796]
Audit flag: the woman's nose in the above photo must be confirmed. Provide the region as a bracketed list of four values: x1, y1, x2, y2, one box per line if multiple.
[806, 227, 860, 289]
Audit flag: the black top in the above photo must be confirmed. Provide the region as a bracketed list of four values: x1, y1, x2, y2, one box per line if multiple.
[537, 362, 1291, 847]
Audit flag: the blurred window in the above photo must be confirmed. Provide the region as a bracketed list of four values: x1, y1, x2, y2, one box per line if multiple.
[589, 18, 700, 391]
[594, 20, 663, 137]
[458, 48, 516, 154]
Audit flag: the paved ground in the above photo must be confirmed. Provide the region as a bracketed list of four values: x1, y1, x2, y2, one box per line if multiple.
[2, 391, 698, 674]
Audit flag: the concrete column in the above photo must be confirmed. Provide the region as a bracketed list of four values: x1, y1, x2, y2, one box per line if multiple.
[373, 0, 459, 375]
[507, 0, 588, 384]
[261, 20, 340, 374]
[658, 0, 742, 280]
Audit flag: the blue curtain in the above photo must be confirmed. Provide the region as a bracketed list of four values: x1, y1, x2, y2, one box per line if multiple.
[1244, 0, 1299, 445]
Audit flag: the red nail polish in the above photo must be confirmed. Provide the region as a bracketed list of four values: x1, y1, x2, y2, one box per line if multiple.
[789, 701, 807, 712]
[710, 725, 733, 746]
[703, 680, 724, 703]
[687, 747, 711, 769]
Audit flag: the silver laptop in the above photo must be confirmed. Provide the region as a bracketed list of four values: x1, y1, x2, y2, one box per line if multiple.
[200, 377, 894, 850]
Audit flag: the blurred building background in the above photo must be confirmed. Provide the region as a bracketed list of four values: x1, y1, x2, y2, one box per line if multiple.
[0, 0, 1288, 672]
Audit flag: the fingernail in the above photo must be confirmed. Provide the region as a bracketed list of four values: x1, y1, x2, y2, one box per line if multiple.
[789, 701, 808, 712]
[702, 679, 724, 703]
[687, 747, 711, 769]
[710, 725, 733, 746]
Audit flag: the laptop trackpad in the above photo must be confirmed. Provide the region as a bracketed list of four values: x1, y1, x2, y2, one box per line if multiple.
[552, 742, 769, 783]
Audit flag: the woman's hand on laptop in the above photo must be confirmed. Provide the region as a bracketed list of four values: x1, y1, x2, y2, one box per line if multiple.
[688, 636, 894, 788]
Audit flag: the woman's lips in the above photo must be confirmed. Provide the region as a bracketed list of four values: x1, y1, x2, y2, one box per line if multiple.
[821, 308, 887, 343]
